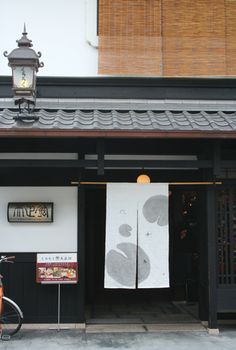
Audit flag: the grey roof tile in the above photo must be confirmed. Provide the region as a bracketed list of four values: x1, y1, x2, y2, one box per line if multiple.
[0, 109, 236, 133]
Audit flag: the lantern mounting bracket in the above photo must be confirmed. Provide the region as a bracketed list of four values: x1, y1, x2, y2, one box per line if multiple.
[14, 98, 39, 122]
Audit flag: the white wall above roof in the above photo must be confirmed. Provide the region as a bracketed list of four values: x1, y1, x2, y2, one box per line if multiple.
[0, 0, 98, 77]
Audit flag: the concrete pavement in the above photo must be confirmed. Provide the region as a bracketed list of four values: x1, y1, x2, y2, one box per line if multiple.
[1, 325, 236, 350]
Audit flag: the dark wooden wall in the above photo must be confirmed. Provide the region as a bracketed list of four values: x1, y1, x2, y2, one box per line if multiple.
[0, 254, 83, 323]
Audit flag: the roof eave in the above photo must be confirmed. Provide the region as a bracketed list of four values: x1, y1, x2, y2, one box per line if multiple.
[0, 129, 234, 139]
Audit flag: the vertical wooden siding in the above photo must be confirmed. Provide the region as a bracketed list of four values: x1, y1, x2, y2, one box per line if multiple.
[98, 0, 236, 77]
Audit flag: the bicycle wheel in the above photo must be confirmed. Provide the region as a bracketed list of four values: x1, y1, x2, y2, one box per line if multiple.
[0, 297, 23, 336]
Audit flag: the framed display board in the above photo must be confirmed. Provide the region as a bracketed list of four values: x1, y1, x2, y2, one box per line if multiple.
[36, 253, 78, 284]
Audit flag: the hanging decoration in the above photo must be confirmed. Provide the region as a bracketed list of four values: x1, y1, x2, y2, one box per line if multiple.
[104, 183, 169, 289]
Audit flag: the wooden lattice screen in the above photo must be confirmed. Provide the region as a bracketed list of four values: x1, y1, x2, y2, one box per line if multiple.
[217, 189, 236, 285]
[98, 0, 236, 76]
[98, 0, 162, 75]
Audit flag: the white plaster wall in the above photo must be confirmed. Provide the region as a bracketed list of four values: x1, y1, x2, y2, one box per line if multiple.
[0, 187, 77, 252]
[0, 0, 98, 76]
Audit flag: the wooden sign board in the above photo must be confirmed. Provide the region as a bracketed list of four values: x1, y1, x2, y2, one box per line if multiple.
[8, 202, 53, 223]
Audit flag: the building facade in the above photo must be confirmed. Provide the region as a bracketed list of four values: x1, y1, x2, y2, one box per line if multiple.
[1, 0, 236, 332]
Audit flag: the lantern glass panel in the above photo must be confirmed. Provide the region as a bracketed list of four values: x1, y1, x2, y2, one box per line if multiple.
[13, 66, 34, 89]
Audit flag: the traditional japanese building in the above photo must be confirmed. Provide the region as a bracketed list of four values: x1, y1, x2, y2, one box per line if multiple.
[1, 0, 236, 333]
[1, 75, 236, 331]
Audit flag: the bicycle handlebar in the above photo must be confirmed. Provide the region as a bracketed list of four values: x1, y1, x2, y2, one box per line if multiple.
[0, 256, 15, 263]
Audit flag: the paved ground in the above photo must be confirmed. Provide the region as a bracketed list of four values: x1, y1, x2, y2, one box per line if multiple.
[1, 325, 236, 350]
[87, 300, 199, 325]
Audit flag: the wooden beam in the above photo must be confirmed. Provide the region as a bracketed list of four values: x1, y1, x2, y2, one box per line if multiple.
[71, 181, 222, 185]
[103, 160, 212, 168]
[0, 159, 213, 168]
[0, 159, 95, 168]
[0, 129, 236, 139]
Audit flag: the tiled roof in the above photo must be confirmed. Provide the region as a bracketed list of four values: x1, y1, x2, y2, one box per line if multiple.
[0, 109, 236, 132]
[2, 98, 236, 111]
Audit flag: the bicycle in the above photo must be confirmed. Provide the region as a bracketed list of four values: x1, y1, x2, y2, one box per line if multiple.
[0, 256, 23, 339]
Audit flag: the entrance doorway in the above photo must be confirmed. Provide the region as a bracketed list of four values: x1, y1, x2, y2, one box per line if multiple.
[85, 187, 204, 324]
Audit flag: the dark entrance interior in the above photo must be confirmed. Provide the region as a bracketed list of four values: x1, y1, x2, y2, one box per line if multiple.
[85, 186, 206, 324]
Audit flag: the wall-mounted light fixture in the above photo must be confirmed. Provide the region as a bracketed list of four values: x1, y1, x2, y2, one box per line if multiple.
[3, 24, 44, 121]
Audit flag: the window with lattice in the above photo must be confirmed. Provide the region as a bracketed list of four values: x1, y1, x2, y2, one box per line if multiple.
[217, 188, 236, 285]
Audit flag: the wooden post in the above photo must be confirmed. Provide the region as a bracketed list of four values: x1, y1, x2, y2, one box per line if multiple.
[213, 141, 221, 178]
[97, 139, 105, 175]
[77, 186, 85, 323]
[207, 186, 219, 333]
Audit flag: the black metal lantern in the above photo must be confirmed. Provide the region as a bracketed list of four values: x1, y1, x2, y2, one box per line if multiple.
[4, 24, 43, 120]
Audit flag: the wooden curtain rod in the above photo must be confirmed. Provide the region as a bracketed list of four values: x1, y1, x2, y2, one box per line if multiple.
[71, 181, 223, 186]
